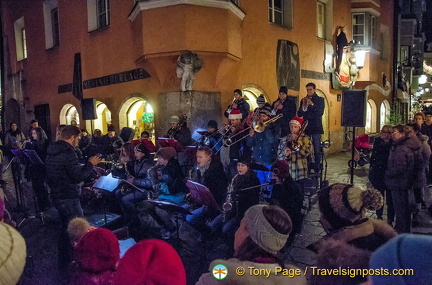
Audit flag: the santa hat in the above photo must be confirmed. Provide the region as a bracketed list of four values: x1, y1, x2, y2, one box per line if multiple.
[318, 183, 383, 230]
[289, 116, 304, 127]
[74, 228, 120, 273]
[0, 222, 27, 285]
[229, 109, 242, 120]
[115, 239, 186, 285]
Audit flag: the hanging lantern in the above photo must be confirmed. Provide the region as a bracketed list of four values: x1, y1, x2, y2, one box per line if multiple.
[141, 112, 154, 123]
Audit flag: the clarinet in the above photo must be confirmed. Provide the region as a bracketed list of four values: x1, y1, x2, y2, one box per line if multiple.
[222, 174, 238, 222]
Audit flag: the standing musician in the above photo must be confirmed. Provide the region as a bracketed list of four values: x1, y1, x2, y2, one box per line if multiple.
[223, 110, 252, 179]
[209, 156, 260, 247]
[249, 94, 271, 126]
[165, 115, 193, 147]
[246, 105, 280, 183]
[297, 82, 324, 173]
[277, 116, 313, 189]
[185, 146, 228, 237]
[271, 86, 297, 137]
[198, 120, 223, 153]
[224, 89, 250, 122]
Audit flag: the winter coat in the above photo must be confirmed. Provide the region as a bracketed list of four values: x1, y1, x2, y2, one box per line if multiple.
[102, 135, 124, 155]
[4, 129, 26, 150]
[132, 157, 156, 189]
[224, 98, 250, 121]
[369, 137, 392, 190]
[224, 124, 252, 160]
[272, 97, 297, 137]
[277, 134, 313, 181]
[385, 136, 421, 191]
[191, 159, 228, 207]
[228, 170, 260, 220]
[160, 158, 189, 196]
[421, 123, 432, 146]
[166, 125, 193, 147]
[246, 123, 280, 165]
[196, 258, 306, 285]
[25, 138, 49, 179]
[413, 134, 431, 188]
[297, 93, 325, 135]
[46, 140, 94, 200]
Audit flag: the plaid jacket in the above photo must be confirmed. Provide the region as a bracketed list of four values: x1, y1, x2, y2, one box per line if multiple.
[277, 134, 313, 181]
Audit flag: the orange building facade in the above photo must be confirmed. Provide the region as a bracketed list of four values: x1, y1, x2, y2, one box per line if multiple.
[1, 0, 394, 152]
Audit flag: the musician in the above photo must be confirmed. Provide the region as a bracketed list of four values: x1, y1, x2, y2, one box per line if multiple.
[297, 82, 325, 173]
[277, 116, 313, 186]
[210, 156, 260, 244]
[246, 105, 280, 183]
[102, 125, 124, 156]
[224, 110, 252, 179]
[198, 120, 223, 153]
[268, 160, 304, 245]
[224, 89, 250, 122]
[271, 86, 297, 137]
[165, 115, 192, 147]
[186, 146, 228, 236]
[4, 122, 26, 152]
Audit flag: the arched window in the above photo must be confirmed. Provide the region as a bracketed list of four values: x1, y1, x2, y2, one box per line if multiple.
[87, 101, 112, 134]
[365, 99, 377, 133]
[119, 96, 155, 141]
[380, 100, 390, 129]
[59, 104, 80, 126]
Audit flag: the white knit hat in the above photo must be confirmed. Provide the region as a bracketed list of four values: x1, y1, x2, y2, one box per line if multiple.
[0, 222, 27, 285]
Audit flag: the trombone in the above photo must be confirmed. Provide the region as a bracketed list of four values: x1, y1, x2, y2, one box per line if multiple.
[287, 120, 309, 151]
[224, 114, 283, 147]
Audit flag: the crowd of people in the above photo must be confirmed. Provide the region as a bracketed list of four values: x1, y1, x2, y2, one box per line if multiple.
[1, 83, 432, 284]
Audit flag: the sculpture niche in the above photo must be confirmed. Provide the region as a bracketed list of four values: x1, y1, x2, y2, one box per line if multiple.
[176, 51, 203, 92]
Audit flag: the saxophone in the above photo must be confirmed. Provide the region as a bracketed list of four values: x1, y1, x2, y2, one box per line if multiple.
[222, 174, 238, 222]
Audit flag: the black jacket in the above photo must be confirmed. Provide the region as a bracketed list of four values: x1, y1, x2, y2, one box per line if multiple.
[224, 98, 250, 121]
[191, 159, 228, 207]
[46, 140, 94, 200]
[133, 157, 155, 189]
[224, 124, 252, 160]
[369, 137, 392, 190]
[272, 97, 297, 137]
[297, 93, 325, 135]
[160, 158, 189, 194]
[230, 170, 260, 219]
[166, 125, 193, 147]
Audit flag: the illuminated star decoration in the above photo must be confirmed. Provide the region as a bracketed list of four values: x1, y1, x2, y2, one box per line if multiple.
[213, 268, 227, 279]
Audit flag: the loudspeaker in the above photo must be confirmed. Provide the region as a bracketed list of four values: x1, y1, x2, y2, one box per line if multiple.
[81, 98, 97, 120]
[341, 90, 367, 127]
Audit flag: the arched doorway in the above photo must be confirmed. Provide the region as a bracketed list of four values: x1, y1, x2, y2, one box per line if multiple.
[315, 90, 330, 141]
[380, 100, 390, 129]
[5, 99, 21, 128]
[85, 101, 112, 135]
[366, 99, 377, 133]
[241, 84, 270, 111]
[59, 104, 80, 126]
[119, 96, 155, 141]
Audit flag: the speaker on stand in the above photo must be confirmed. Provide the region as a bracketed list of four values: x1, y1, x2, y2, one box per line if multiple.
[81, 98, 97, 121]
[341, 90, 367, 184]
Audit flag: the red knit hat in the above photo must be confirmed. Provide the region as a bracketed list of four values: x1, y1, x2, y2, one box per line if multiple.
[289, 116, 304, 127]
[271, 160, 290, 179]
[74, 228, 120, 273]
[115, 239, 186, 285]
[229, 109, 242, 119]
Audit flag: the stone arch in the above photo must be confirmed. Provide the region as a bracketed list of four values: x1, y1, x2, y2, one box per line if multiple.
[59, 103, 80, 126]
[380, 100, 391, 129]
[119, 95, 155, 141]
[241, 84, 269, 111]
[366, 99, 377, 133]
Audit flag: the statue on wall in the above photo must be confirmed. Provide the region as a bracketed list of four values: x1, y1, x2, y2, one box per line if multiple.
[176, 51, 203, 92]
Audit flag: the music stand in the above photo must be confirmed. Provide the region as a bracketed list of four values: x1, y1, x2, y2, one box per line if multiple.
[186, 180, 220, 211]
[130, 139, 157, 153]
[157, 138, 184, 152]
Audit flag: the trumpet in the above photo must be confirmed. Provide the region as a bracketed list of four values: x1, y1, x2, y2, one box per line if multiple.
[288, 120, 309, 151]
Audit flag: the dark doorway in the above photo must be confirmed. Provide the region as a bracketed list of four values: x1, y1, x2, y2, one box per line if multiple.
[5, 99, 21, 129]
[34, 104, 51, 141]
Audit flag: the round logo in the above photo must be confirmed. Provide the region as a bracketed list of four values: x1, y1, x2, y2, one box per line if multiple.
[212, 264, 228, 280]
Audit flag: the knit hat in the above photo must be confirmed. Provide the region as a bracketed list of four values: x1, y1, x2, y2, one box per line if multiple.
[207, 120, 218, 129]
[318, 183, 383, 230]
[169, 115, 180, 124]
[370, 234, 432, 285]
[290, 116, 304, 127]
[238, 155, 252, 167]
[259, 106, 272, 117]
[156, 147, 177, 160]
[108, 125, 115, 132]
[228, 109, 242, 120]
[271, 160, 290, 179]
[74, 228, 120, 273]
[234, 89, 242, 96]
[244, 205, 289, 255]
[134, 143, 149, 156]
[67, 217, 95, 245]
[256, 94, 266, 104]
[279, 86, 288, 94]
[0, 222, 27, 285]
[114, 239, 186, 285]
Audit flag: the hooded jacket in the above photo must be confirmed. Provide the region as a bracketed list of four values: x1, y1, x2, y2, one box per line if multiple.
[46, 140, 94, 200]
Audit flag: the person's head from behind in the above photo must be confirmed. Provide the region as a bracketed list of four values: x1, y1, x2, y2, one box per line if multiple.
[156, 147, 177, 166]
[196, 146, 212, 167]
[0, 222, 27, 285]
[55, 124, 67, 141]
[31, 127, 44, 141]
[134, 143, 150, 161]
[67, 217, 96, 246]
[414, 112, 425, 127]
[119, 142, 135, 164]
[114, 239, 186, 285]
[234, 205, 291, 260]
[140, 131, 150, 140]
[61, 125, 81, 147]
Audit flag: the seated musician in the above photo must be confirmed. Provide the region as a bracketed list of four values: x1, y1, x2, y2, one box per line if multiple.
[165, 115, 192, 147]
[209, 156, 260, 249]
[246, 105, 280, 184]
[185, 146, 228, 236]
[277, 116, 313, 189]
[199, 120, 223, 153]
[224, 110, 252, 179]
[115, 143, 154, 225]
[268, 160, 304, 246]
